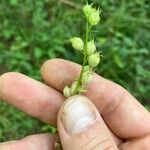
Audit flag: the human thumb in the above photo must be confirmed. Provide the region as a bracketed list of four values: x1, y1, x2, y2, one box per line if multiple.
[57, 95, 118, 150]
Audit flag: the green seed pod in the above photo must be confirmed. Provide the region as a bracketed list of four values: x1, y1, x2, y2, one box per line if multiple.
[83, 65, 90, 72]
[87, 40, 96, 55]
[83, 4, 92, 18]
[88, 9, 100, 26]
[70, 37, 84, 51]
[63, 86, 71, 97]
[70, 81, 78, 95]
[88, 53, 100, 68]
[82, 71, 93, 85]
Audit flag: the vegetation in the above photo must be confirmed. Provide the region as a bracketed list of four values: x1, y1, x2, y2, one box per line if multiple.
[0, 0, 149, 142]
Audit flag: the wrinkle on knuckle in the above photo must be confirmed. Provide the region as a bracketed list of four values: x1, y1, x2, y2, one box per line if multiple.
[101, 89, 127, 117]
[81, 136, 114, 150]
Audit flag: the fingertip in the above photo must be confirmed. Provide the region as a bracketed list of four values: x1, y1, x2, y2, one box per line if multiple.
[41, 59, 80, 91]
[57, 95, 118, 150]
[0, 72, 20, 82]
[41, 58, 72, 73]
[0, 72, 22, 99]
[0, 71, 64, 125]
[57, 95, 98, 134]
[41, 58, 62, 72]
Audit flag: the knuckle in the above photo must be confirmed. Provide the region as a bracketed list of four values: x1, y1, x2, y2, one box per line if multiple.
[82, 137, 115, 150]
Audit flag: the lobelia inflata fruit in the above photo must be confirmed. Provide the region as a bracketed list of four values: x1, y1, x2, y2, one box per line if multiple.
[87, 40, 96, 55]
[70, 37, 84, 51]
[63, 3, 102, 98]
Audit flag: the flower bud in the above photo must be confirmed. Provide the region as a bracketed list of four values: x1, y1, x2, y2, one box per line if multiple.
[63, 86, 71, 97]
[87, 40, 96, 55]
[83, 4, 92, 17]
[88, 53, 100, 68]
[88, 9, 100, 26]
[70, 81, 78, 95]
[70, 37, 84, 51]
[82, 71, 93, 85]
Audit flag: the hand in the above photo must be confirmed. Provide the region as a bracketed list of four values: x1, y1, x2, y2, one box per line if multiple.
[0, 59, 149, 150]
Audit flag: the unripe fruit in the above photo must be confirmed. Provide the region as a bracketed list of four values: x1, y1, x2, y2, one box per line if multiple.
[82, 71, 93, 85]
[70, 37, 84, 51]
[83, 65, 90, 72]
[88, 53, 100, 68]
[89, 9, 100, 26]
[87, 40, 96, 55]
[70, 81, 78, 95]
[63, 86, 71, 97]
[83, 4, 92, 17]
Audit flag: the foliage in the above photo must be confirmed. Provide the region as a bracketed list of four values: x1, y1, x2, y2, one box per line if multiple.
[0, 0, 149, 141]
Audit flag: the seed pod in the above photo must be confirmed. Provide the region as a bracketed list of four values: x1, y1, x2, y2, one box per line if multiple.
[83, 65, 90, 72]
[87, 40, 96, 55]
[88, 9, 100, 26]
[91, 8, 96, 13]
[63, 86, 71, 97]
[88, 53, 100, 68]
[70, 81, 78, 95]
[70, 37, 84, 51]
[83, 4, 92, 17]
[82, 71, 93, 85]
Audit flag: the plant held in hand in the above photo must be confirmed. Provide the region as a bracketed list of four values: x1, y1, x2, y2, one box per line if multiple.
[56, 2, 102, 150]
[63, 3, 102, 98]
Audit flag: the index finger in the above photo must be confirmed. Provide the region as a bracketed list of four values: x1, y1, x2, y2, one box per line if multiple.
[41, 59, 150, 139]
[0, 133, 55, 150]
[0, 72, 64, 125]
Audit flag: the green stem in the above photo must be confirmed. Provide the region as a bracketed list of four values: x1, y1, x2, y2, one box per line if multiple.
[74, 19, 89, 94]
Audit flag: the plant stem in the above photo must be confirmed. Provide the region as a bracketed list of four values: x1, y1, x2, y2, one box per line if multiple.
[74, 19, 89, 94]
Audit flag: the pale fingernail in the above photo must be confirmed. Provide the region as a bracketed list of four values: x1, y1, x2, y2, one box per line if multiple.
[61, 96, 96, 133]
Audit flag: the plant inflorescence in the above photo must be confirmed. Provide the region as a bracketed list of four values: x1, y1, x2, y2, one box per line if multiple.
[63, 3, 102, 98]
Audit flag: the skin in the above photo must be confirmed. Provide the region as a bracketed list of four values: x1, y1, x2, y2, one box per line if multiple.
[0, 58, 150, 150]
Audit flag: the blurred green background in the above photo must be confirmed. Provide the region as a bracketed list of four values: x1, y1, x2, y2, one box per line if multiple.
[0, 0, 150, 142]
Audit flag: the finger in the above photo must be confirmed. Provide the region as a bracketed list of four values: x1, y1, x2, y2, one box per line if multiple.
[41, 59, 150, 139]
[119, 135, 150, 150]
[0, 73, 121, 146]
[0, 72, 64, 125]
[0, 133, 55, 150]
[57, 95, 118, 150]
